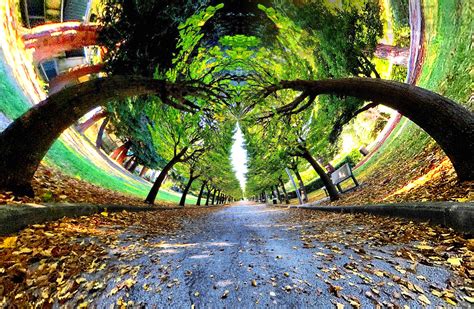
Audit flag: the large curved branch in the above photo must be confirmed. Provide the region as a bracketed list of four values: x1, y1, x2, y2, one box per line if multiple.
[0, 76, 208, 195]
[265, 78, 474, 181]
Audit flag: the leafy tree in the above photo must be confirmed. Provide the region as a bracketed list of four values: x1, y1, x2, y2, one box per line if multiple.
[98, 0, 211, 76]
[144, 105, 214, 204]
[178, 159, 203, 206]
[243, 101, 341, 201]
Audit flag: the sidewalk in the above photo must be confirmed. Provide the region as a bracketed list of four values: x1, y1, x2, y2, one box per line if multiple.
[273, 201, 474, 234]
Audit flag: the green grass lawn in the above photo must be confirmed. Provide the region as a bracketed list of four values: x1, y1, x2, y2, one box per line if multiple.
[417, 0, 472, 109]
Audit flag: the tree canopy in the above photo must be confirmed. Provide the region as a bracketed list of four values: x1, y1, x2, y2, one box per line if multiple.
[96, 0, 398, 201]
[4, 0, 471, 201]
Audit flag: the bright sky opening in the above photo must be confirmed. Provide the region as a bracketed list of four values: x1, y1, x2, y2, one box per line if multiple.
[231, 123, 248, 195]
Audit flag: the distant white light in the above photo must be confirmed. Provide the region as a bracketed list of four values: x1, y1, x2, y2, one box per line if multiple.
[231, 123, 248, 194]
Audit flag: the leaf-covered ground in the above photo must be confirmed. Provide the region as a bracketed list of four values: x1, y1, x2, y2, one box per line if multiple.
[0, 203, 472, 307]
[0, 165, 186, 207]
[0, 207, 218, 305]
[283, 208, 474, 307]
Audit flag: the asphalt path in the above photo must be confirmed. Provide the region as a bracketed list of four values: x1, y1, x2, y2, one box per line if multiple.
[67, 202, 471, 307]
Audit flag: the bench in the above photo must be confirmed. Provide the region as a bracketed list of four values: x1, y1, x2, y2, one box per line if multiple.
[323, 163, 359, 196]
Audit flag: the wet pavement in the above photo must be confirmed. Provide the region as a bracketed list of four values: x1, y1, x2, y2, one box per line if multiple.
[71, 202, 470, 307]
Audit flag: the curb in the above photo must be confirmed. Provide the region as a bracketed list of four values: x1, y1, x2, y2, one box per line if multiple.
[0, 203, 223, 236]
[272, 202, 474, 234]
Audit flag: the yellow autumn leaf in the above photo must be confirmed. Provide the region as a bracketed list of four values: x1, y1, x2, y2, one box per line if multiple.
[109, 287, 119, 296]
[418, 295, 431, 305]
[416, 244, 433, 250]
[447, 257, 462, 267]
[431, 290, 443, 297]
[467, 239, 474, 251]
[123, 278, 136, 289]
[101, 209, 109, 217]
[19, 248, 32, 254]
[76, 277, 86, 284]
[445, 297, 457, 306]
[1, 236, 17, 248]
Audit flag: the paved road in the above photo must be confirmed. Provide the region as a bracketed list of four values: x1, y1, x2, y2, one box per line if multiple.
[72, 202, 468, 307]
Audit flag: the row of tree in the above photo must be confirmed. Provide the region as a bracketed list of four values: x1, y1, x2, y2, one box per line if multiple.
[0, 0, 472, 203]
[100, 2, 242, 204]
[243, 1, 473, 200]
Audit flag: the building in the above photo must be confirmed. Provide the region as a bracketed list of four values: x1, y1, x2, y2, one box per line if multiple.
[20, 0, 97, 84]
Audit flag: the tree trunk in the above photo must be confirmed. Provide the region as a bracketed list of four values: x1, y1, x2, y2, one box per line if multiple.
[279, 178, 290, 204]
[293, 168, 308, 202]
[77, 109, 107, 133]
[299, 147, 340, 201]
[274, 185, 282, 203]
[374, 43, 409, 66]
[139, 166, 148, 177]
[196, 180, 208, 206]
[0, 76, 194, 196]
[128, 158, 139, 173]
[123, 156, 134, 169]
[205, 186, 211, 206]
[95, 117, 109, 149]
[179, 175, 198, 207]
[145, 147, 187, 204]
[278, 78, 474, 181]
[211, 189, 218, 205]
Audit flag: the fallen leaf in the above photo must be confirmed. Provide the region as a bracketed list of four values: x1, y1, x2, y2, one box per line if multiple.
[328, 284, 343, 297]
[418, 295, 431, 305]
[447, 257, 462, 267]
[221, 290, 230, 299]
[1, 236, 17, 248]
[416, 245, 433, 251]
[464, 296, 474, 303]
